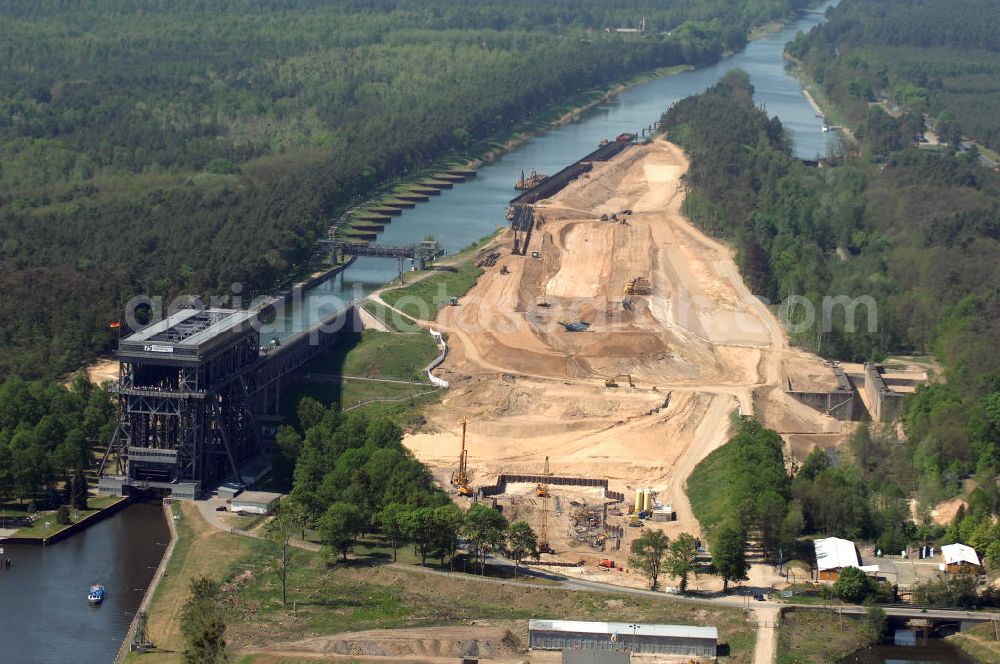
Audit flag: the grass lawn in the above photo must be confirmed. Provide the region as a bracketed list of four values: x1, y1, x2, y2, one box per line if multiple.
[278, 329, 441, 425]
[686, 442, 732, 537]
[950, 622, 1000, 663]
[306, 330, 439, 381]
[133, 501, 254, 663]
[126, 505, 754, 662]
[223, 546, 756, 661]
[363, 300, 420, 333]
[777, 610, 865, 663]
[380, 263, 483, 321]
[12, 495, 124, 539]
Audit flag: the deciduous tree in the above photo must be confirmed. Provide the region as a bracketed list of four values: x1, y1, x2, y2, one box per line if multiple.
[712, 525, 749, 591]
[505, 521, 538, 579]
[629, 529, 671, 590]
[666, 532, 699, 592]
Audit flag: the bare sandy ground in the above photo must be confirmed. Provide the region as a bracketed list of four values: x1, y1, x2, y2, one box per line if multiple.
[65, 357, 118, 387]
[400, 139, 843, 554]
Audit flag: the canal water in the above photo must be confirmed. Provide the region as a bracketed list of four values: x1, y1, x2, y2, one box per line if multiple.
[0, 502, 169, 664]
[842, 639, 977, 663]
[267, 1, 841, 341]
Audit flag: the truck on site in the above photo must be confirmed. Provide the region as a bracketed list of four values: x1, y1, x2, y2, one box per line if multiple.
[598, 559, 615, 569]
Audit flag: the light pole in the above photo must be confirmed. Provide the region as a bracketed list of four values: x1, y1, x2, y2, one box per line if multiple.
[628, 623, 640, 653]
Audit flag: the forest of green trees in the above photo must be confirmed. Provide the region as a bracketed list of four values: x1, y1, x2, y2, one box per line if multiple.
[0, 374, 114, 506]
[669, 27, 1000, 586]
[271, 397, 542, 576]
[0, 0, 811, 379]
[787, 0, 1000, 150]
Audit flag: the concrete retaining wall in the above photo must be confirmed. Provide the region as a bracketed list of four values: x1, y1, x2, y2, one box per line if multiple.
[426, 328, 450, 388]
[480, 474, 623, 502]
[784, 366, 858, 421]
[864, 363, 905, 423]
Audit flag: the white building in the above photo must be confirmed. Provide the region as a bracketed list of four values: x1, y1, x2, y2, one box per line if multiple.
[230, 491, 282, 515]
[940, 543, 982, 573]
[814, 537, 879, 580]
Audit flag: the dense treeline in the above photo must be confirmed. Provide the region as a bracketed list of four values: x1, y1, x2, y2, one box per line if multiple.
[0, 0, 809, 379]
[787, 0, 1000, 149]
[666, 70, 1000, 527]
[0, 373, 114, 506]
[273, 398, 539, 575]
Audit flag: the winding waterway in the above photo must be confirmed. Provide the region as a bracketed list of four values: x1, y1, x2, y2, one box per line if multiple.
[0, 502, 169, 664]
[0, 6, 851, 663]
[267, 1, 841, 341]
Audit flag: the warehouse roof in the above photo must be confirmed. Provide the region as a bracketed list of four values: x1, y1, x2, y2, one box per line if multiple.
[528, 619, 717, 640]
[814, 537, 861, 571]
[942, 543, 981, 566]
[232, 491, 283, 505]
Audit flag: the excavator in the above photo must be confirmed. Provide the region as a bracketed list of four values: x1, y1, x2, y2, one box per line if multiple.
[624, 276, 652, 295]
[450, 418, 474, 497]
[604, 374, 635, 388]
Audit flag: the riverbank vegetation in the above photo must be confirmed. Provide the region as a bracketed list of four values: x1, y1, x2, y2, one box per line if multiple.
[787, 0, 1000, 151]
[0, 0, 814, 381]
[665, 69, 1000, 526]
[776, 610, 867, 664]
[0, 373, 114, 507]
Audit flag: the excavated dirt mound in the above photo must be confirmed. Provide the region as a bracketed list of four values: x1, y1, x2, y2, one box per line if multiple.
[405, 139, 846, 553]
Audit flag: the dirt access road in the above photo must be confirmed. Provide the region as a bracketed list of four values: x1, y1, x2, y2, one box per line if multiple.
[404, 138, 842, 547]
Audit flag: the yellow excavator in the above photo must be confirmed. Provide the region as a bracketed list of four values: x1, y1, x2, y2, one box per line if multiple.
[624, 276, 652, 295]
[536, 456, 551, 497]
[604, 374, 635, 388]
[451, 418, 474, 496]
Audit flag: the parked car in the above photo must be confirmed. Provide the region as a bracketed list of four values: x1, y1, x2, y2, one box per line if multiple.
[215, 505, 227, 512]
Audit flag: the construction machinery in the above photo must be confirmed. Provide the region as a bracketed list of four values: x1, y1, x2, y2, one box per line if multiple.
[604, 374, 635, 388]
[450, 418, 474, 497]
[536, 456, 551, 497]
[515, 169, 548, 191]
[624, 276, 652, 295]
[537, 456, 554, 554]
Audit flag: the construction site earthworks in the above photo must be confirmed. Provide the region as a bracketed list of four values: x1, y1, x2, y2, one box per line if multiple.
[403, 138, 848, 574]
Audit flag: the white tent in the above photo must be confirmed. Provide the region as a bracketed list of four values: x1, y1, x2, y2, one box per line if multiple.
[941, 543, 981, 567]
[814, 537, 860, 571]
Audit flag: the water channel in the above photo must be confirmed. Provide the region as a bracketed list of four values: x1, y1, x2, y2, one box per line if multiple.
[0, 502, 170, 664]
[267, 1, 841, 341]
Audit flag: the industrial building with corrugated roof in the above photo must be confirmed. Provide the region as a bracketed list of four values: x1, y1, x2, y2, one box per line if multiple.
[528, 619, 717, 657]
